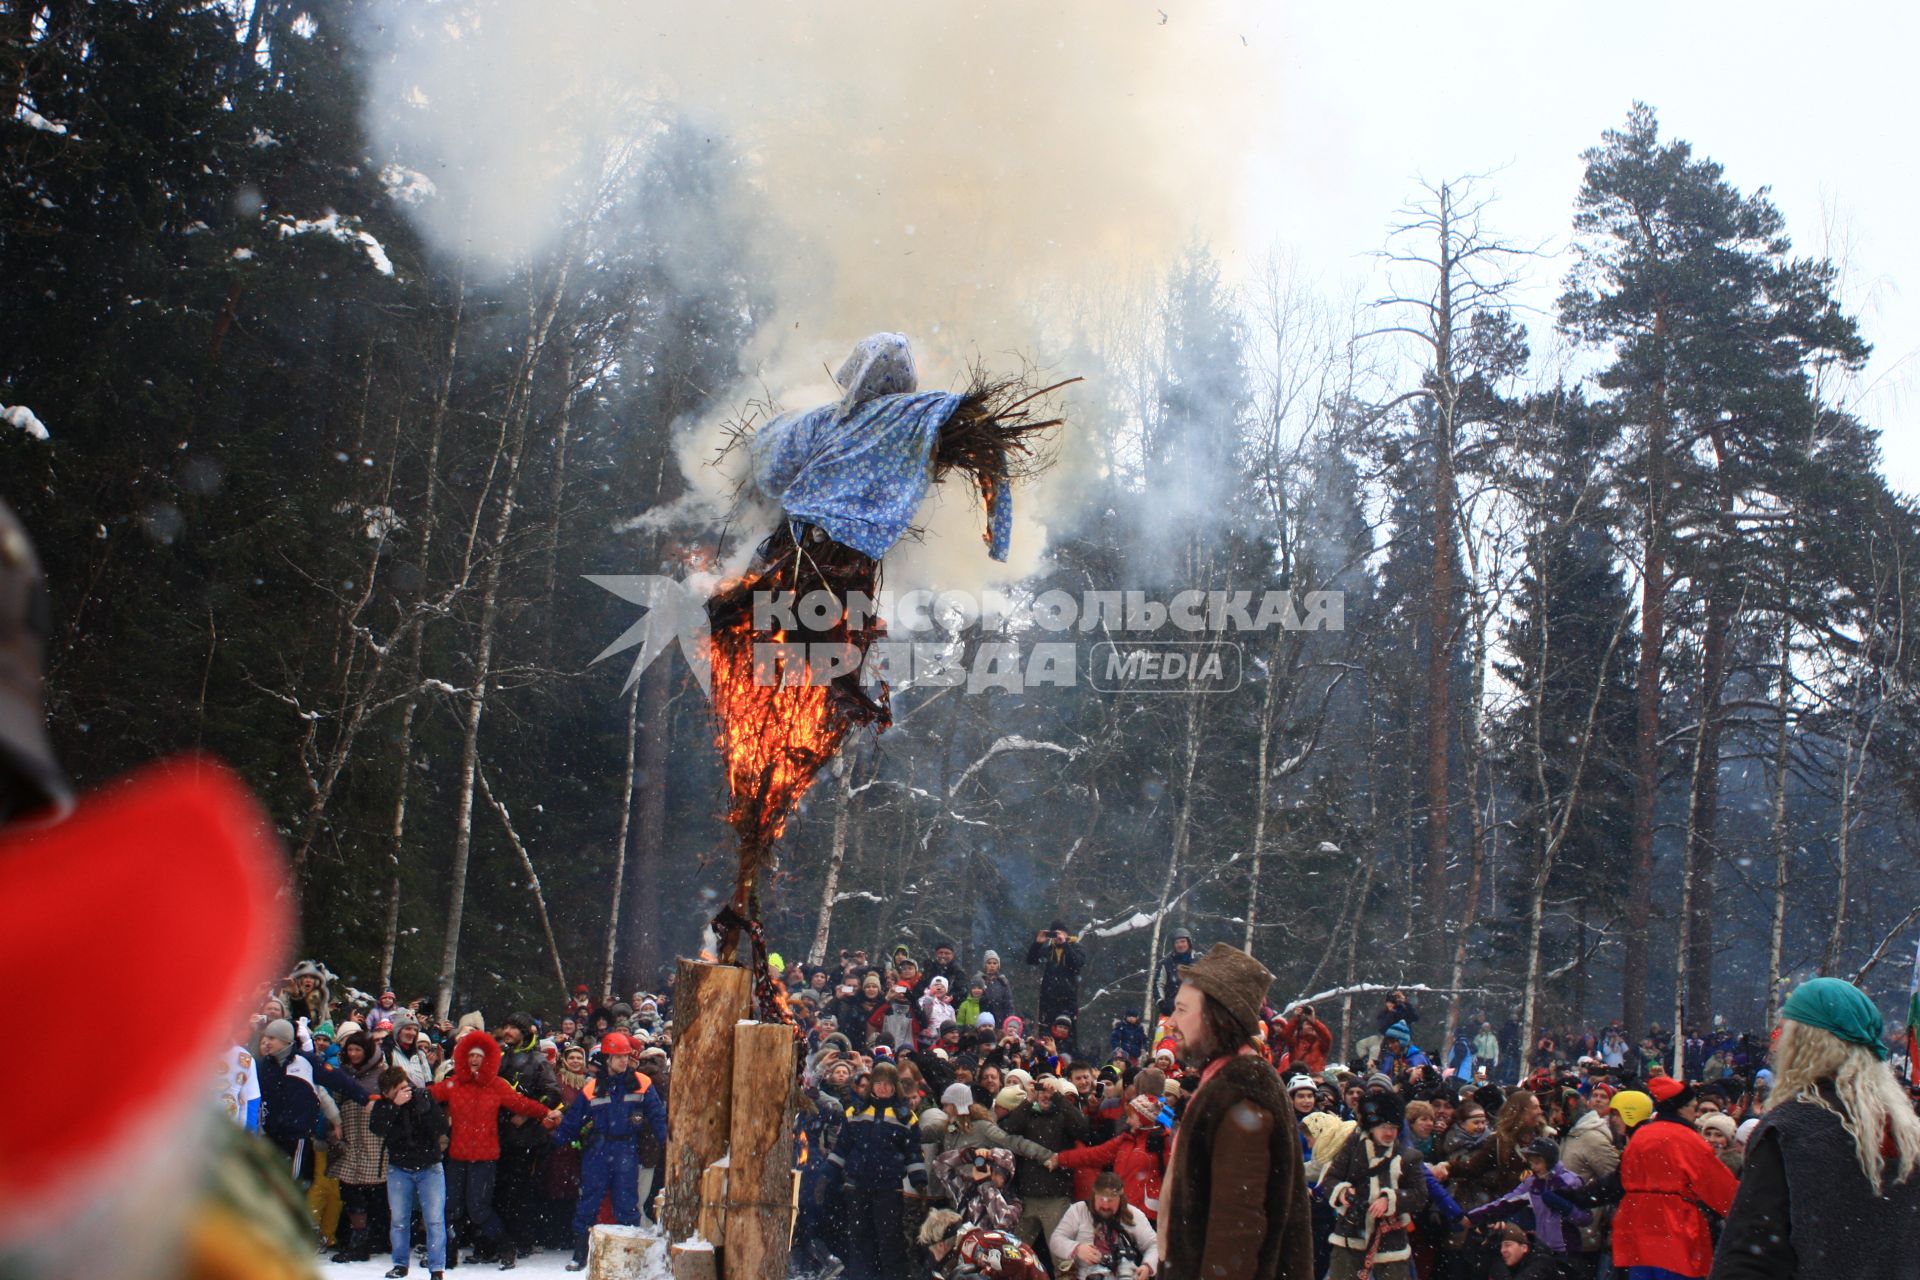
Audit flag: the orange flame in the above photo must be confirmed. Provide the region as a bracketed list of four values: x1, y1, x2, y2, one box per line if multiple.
[708, 616, 849, 848]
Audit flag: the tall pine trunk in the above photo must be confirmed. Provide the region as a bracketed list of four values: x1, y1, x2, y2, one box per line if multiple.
[1622, 314, 1671, 1036]
[1764, 616, 1794, 1025]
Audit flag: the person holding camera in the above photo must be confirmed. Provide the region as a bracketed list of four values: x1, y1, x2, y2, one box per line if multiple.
[930, 1144, 1024, 1233]
[1026, 921, 1086, 1027]
[1050, 1172, 1158, 1280]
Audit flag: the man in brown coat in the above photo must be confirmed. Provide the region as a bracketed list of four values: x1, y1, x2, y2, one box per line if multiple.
[1158, 943, 1315, 1280]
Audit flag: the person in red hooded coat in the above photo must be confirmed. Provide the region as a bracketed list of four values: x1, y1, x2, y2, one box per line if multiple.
[430, 1029, 559, 1268]
[1271, 1004, 1333, 1075]
[1051, 1093, 1168, 1220]
[1611, 1075, 1737, 1280]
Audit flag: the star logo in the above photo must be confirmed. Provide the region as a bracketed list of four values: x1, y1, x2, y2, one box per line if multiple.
[586, 575, 712, 697]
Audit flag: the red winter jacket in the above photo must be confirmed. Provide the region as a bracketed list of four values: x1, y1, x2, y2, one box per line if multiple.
[1610, 1116, 1737, 1278]
[1054, 1123, 1167, 1219]
[429, 1030, 551, 1162]
[1274, 1013, 1333, 1074]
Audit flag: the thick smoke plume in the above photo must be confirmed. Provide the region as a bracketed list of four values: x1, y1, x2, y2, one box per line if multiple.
[358, 0, 1276, 594]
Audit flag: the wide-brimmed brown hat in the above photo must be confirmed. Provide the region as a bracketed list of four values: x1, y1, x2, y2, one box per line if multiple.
[1178, 942, 1273, 1037]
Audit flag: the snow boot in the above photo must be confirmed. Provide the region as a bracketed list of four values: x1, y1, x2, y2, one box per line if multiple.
[384, 1268, 409, 1279]
[495, 1242, 515, 1271]
[565, 1233, 590, 1272]
[333, 1224, 373, 1263]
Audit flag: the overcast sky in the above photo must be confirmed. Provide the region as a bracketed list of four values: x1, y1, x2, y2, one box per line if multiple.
[1224, 1, 1919, 491]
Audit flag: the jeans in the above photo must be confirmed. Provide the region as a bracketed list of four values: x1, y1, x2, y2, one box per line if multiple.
[445, 1159, 504, 1249]
[387, 1166, 447, 1271]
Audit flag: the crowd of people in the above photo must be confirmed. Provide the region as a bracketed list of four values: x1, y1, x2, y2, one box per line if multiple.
[221, 920, 1920, 1280]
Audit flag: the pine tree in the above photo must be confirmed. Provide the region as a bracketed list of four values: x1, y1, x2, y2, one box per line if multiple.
[1559, 103, 1869, 1033]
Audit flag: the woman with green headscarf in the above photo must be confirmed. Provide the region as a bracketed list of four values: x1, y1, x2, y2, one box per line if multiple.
[1708, 977, 1920, 1279]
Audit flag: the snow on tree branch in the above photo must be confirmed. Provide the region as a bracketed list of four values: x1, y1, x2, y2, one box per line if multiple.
[3, 406, 49, 440]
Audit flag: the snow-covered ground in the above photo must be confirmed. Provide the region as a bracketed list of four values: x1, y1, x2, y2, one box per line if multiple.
[331, 1246, 580, 1277]
[329, 1227, 673, 1279]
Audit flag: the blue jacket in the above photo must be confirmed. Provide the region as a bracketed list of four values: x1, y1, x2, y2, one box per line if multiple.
[1110, 1018, 1148, 1060]
[829, 1098, 927, 1191]
[551, 1069, 667, 1151]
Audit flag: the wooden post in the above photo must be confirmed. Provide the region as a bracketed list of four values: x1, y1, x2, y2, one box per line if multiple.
[698, 1161, 730, 1247]
[723, 1022, 797, 1280]
[585, 1225, 662, 1279]
[670, 1241, 719, 1280]
[661, 960, 753, 1241]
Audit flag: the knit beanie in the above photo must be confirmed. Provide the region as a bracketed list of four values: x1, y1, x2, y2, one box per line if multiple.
[983, 950, 1000, 965]
[263, 1018, 295, 1044]
[1696, 1112, 1736, 1144]
[1128, 1093, 1161, 1121]
[993, 1085, 1028, 1111]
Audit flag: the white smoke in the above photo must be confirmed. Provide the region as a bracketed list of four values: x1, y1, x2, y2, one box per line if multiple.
[356, 0, 1280, 596]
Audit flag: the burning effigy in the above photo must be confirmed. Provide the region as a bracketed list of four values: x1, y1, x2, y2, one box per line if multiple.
[704, 334, 1069, 987]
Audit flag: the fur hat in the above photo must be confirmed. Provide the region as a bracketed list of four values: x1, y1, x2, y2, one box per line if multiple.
[1358, 1090, 1405, 1132]
[1173, 943, 1273, 1038]
[941, 1083, 975, 1109]
[917, 1208, 963, 1247]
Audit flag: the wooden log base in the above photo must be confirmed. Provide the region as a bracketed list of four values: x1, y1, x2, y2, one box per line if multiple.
[586, 1224, 662, 1280]
[670, 1240, 719, 1280]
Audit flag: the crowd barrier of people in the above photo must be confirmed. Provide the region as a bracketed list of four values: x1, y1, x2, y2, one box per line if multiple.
[223, 923, 1920, 1280]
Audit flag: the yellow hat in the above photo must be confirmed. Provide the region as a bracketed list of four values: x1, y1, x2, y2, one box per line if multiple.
[1609, 1089, 1653, 1129]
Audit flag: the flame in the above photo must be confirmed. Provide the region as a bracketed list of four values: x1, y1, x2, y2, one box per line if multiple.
[708, 616, 848, 849]
[701, 527, 891, 968]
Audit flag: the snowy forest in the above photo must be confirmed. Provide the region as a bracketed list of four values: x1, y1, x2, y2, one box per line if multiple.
[5, 2, 1919, 1056]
